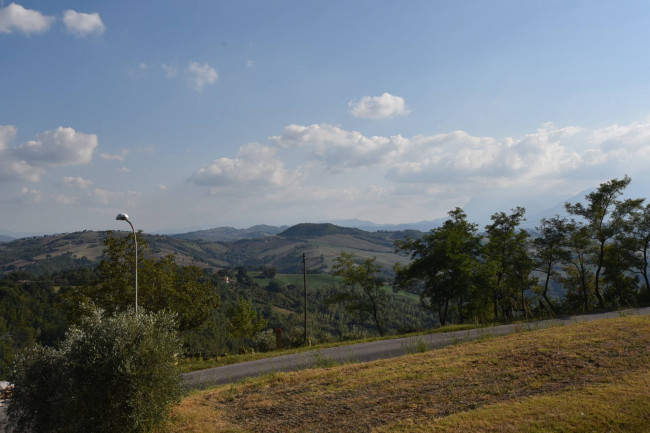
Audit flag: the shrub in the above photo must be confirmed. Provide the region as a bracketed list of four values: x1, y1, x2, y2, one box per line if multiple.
[7, 308, 182, 433]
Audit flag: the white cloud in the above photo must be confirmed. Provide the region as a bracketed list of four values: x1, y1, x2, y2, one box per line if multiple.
[100, 149, 132, 162]
[0, 124, 17, 152]
[185, 61, 218, 91]
[117, 166, 130, 173]
[348, 93, 410, 119]
[89, 188, 138, 206]
[246, 59, 255, 68]
[0, 125, 42, 182]
[0, 158, 43, 182]
[53, 194, 77, 205]
[0, 3, 54, 35]
[63, 10, 105, 37]
[100, 153, 124, 161]
[62, 176, 92, 188]
[12, 127, 97, 166]
[191, 143, 301, 189]
[270, 123, 408, 170]
[162, 64, 178, 78]
[0, 125, 97, 183]
[20, 187, 42, 202]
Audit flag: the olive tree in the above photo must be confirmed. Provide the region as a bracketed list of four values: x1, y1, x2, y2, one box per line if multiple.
[7, 308, 181, 433]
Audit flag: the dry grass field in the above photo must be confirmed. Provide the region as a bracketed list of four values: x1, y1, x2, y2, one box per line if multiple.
[169, 315, 650, 433]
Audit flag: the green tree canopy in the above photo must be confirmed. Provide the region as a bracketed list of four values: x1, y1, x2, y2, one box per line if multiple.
[72, 231, 220, 331]
[394, 208, 481, 326]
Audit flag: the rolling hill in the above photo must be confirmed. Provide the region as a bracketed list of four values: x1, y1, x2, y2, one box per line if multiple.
[0, 224, 418, 275]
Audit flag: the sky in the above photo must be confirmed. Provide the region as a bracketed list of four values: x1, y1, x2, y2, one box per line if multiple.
[2, 1, 650, 235]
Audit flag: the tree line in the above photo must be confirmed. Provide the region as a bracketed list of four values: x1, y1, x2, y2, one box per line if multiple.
[391, 175, 649, 326]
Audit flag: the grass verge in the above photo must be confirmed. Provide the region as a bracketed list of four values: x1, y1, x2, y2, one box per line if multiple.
[169, 316, 650, 433]
[176, 323, 483, 373]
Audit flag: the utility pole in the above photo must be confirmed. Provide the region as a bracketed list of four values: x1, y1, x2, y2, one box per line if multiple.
[303, 253, 307, 345]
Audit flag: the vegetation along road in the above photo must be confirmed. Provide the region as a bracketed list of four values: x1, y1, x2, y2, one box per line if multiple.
[182, 306, 650, 390]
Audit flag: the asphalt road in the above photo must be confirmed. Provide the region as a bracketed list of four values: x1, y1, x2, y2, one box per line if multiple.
[182, 306, 650, 390]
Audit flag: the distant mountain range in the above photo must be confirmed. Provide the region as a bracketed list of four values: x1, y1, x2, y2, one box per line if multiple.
[0, 235, 14, 243]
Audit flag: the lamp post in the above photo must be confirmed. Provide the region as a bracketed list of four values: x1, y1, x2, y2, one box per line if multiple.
[116, 213, 138, 315]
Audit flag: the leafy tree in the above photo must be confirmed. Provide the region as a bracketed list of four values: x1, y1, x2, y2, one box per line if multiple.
[7, 308, 181, 433]
[330, 252, 387, 336]
[565, 175, 642, 308]
[394, 208, 481, 325]
[228, 297, 268, 352]
[617, 202, 650, 295]
[560, 221, 595, 311]
[533, 216, 571, 314]
[482, 207, 534, 319]
[602, 242, 639, 307]
[78, 231, 220, 331]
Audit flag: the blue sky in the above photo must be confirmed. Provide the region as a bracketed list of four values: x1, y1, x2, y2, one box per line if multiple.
[2, 1, 650, 235]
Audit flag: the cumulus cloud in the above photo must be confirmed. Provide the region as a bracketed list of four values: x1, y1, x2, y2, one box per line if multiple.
[62, 176, 92, 188]
[0, 125, 42, 182]
[185, 61, 218, 91]
[63, 10, 105, 36]
[191, 143, 301, 189]
[270, 123, 408, 170]
[348, 93, 410, 119]
[12, 127, 97, 166]
[0, 125, 97, 183]
[0, 3, 54, 35]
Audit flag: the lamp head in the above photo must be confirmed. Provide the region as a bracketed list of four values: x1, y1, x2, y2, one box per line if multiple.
[116, 213, 129, 221]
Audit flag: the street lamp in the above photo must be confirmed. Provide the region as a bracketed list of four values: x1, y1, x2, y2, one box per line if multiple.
[116, 213, 138, 315]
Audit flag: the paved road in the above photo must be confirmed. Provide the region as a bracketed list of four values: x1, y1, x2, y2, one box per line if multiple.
[182, 306, 650, 390]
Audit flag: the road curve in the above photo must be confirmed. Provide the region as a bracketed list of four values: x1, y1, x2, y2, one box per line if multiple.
[182, 306, 650, 390]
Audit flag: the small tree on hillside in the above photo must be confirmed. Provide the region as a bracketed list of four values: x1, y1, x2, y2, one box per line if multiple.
[228, 297, 268, 353]
[7, 308, 181, 433]
[329, 252, 387, 336]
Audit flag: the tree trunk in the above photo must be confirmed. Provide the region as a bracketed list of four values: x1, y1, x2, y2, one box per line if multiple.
[542, 262, 555, 315]
[594, 243, 606, 308]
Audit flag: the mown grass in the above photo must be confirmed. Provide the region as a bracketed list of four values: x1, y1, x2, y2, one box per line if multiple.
[169, 316, 650, 432]
[176, 323, 482, 373]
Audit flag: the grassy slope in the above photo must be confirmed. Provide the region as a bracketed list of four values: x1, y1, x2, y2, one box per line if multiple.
[170, 315, 650, 433]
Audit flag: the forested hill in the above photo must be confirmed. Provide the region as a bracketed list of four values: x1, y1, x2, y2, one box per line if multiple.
[0, 224, 417, 275]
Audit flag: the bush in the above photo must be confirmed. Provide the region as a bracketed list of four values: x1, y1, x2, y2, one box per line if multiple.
[7, 308, 182, 433]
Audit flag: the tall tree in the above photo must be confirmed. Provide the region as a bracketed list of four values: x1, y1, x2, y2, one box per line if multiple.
[330, 252, 386, 336]
[394, 208, 481, 326]
[565, 175, 642, 308]
[533, 216, 570, 314]
[483, 207, 534, 319]
[561, 221, 595, 311]
[617, 202, 650, 295]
